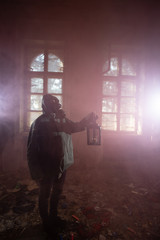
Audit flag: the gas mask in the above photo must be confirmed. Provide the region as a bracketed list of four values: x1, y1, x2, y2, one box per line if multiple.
[42, 94, 61, 115]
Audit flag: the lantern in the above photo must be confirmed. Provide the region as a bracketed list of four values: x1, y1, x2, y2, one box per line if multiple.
[87, 122, 101, 145]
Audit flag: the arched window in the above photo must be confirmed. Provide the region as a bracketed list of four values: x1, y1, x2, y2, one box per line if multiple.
[24, 45, 64, 129]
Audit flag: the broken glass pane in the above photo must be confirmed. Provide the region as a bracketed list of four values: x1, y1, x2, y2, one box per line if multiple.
[121, 81, 136, 96]
[48, 54, 63, 72]
[30, 95, 43, 111]
[48, 78, 62, 94]
[31, 78, 43, 93]
[103, 81, 118, 96]
[120, 98, 136, 113]
[122, 56, 137, 76]
[103, 57, 119, 76]
[120, 114, 135, 131]
[30, 54, 44, 72]
[102, 114, 117, 130]
[102, 97, 117, 112]
[28, 112, 42, 126]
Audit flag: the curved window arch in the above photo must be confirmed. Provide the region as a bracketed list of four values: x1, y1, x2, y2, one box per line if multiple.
[24, 46, 64, 129]
[30, 53, 64, 72]
[30, 53, 44, 72]
[48, 53, 63, 72]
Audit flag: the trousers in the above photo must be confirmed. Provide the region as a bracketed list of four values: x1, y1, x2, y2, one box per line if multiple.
[37, 171, 66, 225]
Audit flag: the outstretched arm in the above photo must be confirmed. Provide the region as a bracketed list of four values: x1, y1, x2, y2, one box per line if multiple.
[66, 112, 98, 133]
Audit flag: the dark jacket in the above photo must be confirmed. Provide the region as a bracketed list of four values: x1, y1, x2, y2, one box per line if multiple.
[27, 111, 87, 180]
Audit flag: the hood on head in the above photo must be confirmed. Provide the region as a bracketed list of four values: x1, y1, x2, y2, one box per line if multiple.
[42, 94, 61, 115]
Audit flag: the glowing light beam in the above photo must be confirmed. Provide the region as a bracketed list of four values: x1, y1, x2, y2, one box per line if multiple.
[148, 90, 160, 119]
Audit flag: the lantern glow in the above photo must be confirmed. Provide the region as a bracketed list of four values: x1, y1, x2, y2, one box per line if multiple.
[87, 123, 101, 145]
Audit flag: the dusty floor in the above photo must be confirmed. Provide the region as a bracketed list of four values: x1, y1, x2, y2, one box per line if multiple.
[0, 155, 160, 240]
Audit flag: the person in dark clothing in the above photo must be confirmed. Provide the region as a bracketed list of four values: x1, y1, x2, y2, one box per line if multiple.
[27, 94, 96, 237]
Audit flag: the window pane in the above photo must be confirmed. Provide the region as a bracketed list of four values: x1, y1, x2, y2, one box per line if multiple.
[120, 114, 135, 131]
[30, 95, 43, 110]
[28, 112, 42, 127]
[122, 56, 137, 76]
[48, 54, 63, 72]
[103, 57, 119, 76]
[103, 81, 118, 96]
[120, 98, 136, 113]
[31, 78, 43, 93]
[48, 78, 62, 94]
[102, 114, 117, 130]
[121, 81, 136, 96]
[30, 54, 44, 72]
[102, 98, 117, 112]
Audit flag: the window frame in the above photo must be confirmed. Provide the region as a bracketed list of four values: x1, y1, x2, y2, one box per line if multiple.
[23, 41, 65, 131]
[102, 47, 142, 135]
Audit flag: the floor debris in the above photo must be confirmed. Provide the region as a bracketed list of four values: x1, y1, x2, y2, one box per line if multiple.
[0, 161, 160, 240]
